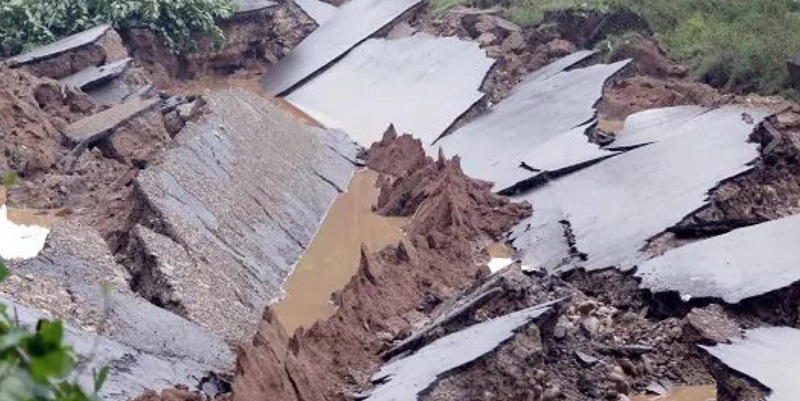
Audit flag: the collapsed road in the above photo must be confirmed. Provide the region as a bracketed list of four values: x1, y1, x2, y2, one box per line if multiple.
[2, 1, 800, 401]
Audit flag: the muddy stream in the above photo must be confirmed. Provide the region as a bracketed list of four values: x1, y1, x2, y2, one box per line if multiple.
[272, 169, 409, 333]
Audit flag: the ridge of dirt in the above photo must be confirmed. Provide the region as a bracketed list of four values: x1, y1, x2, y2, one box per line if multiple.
[123, 5, 315, 86]
[231, 133, 533, 401]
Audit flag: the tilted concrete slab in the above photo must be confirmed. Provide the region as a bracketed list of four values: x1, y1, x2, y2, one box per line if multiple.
[260, 0, 423, 95]
[0, 296, 221, 401]
[285, 35, 494, 146]
[367, 302, 557, 401]
[510, 106, 770, 273]
[702, 327, 800, 401]
[608, 105, 710, 149]
[295, 0, 337, 24]
[9, 25, 111, 65]
[433, 58, 629, 192]
[513, 49, 596, 87]
[637, 213, 800, 303]
[4, 221, 233, 401]
[84, 78, 135, 106]
[235, 0, 279, 13]
[63, 97, 160, 144]
[136, 89, 357, 341]
[61, 58, 132, 89]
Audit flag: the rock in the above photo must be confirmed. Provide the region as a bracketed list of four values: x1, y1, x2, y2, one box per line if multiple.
[646, 382, 668, 396]
[500, 31, 526, 52]
[576, 351, 600, 366]
[546, 39, 577, 58]
[641, 355, 655, 375]
[576, 301, 597, 315]
[553, 323, 568, 340]
[608, 372, 630, 395]
[475, 15, 498, 34]
[684, 304, 741, 344]
[617, 358, 637, 377]
[618, 395, 631, 401]
[582, 316, 601, 338]
[541, 386, 562, 401]
[477, 32, 498, 46]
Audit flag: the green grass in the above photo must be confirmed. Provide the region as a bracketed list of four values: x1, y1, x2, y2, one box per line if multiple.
[2, 171, 18, 188]
[429, 0, 800, 96]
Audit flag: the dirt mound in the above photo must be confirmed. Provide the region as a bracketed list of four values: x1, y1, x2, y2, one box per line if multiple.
[232, 132, 532, 401]
[610, 38, 688, 79]
[0, 68, 94, 176]
[369, 131, 532, 238]
[599, 75, 728, 121]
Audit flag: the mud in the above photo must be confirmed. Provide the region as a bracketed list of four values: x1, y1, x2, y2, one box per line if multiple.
[272, 169, 409, 333]
[232, 133, 532, 401]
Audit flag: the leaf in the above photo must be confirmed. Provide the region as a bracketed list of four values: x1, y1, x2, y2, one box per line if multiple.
[0, 329, 31, 351]
[0, 258, 7, 283]
[37, 319, 64, 348]
[29, 348, 75, 382]
[94, 365, 110, 392]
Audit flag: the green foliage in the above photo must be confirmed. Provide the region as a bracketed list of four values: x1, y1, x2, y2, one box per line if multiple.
[0, 0, 236, 57]
[0, 257, 107, 401]
[616, 0, 800, 95]
[429, 0, 800, 95]
[2, 172, 18, 188]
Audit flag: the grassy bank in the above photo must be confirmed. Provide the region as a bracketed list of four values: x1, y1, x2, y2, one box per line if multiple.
[432, 0, 800, 97]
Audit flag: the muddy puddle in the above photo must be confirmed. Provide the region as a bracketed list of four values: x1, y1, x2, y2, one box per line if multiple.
[0, 187, 59, 260]
[633, 385, 716, 401]
[163, 76, 321, 126]
[272, 169, 409, 333]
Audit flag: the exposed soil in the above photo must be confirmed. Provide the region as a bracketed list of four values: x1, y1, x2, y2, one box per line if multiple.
[232, 133, 533, 401]
[123, 5, 315, 87]
[5, 5, 800, 401]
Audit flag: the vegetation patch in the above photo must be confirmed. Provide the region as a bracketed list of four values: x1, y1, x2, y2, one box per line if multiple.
[0, 258, 108, 401]
[430, 0, 800, 96]
[0, 0, 236, 57]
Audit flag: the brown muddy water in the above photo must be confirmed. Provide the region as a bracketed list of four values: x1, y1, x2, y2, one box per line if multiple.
[272, 169, 409, 333]
[0, 187, 61, 228]
[633, 385, 716, 401]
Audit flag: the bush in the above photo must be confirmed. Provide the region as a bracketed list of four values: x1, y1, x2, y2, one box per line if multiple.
[0, 0, 236, 57]
[0, 258, 108, 401]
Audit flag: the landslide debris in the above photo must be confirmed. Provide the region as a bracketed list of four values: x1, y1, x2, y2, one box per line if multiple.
[232, 132, 532, 401]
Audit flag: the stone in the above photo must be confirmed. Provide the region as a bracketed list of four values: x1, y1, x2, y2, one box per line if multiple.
[608, 372, 630, 395]
[477, 32, 498, 46]
[500, 31, 526, 52]
[546, 39, 577, 57]
[685, 304, 741, 343]
[617, 358, 637, 377]
[582, 316, 601, 338]
[541, 386, 562, 401]
[576, 301, 597, 315]
[576, 351, 599, 366]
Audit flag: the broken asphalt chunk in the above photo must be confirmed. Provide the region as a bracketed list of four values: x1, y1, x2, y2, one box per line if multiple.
[260, 0, 423, 95]
[285, 34, 494, 146]
[433, 57, 630, 193]
[367, 301, 559, 401]
[637, 212, 800, 304]
[702, 326, 800, 401]
[510, 105, 770, 273]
